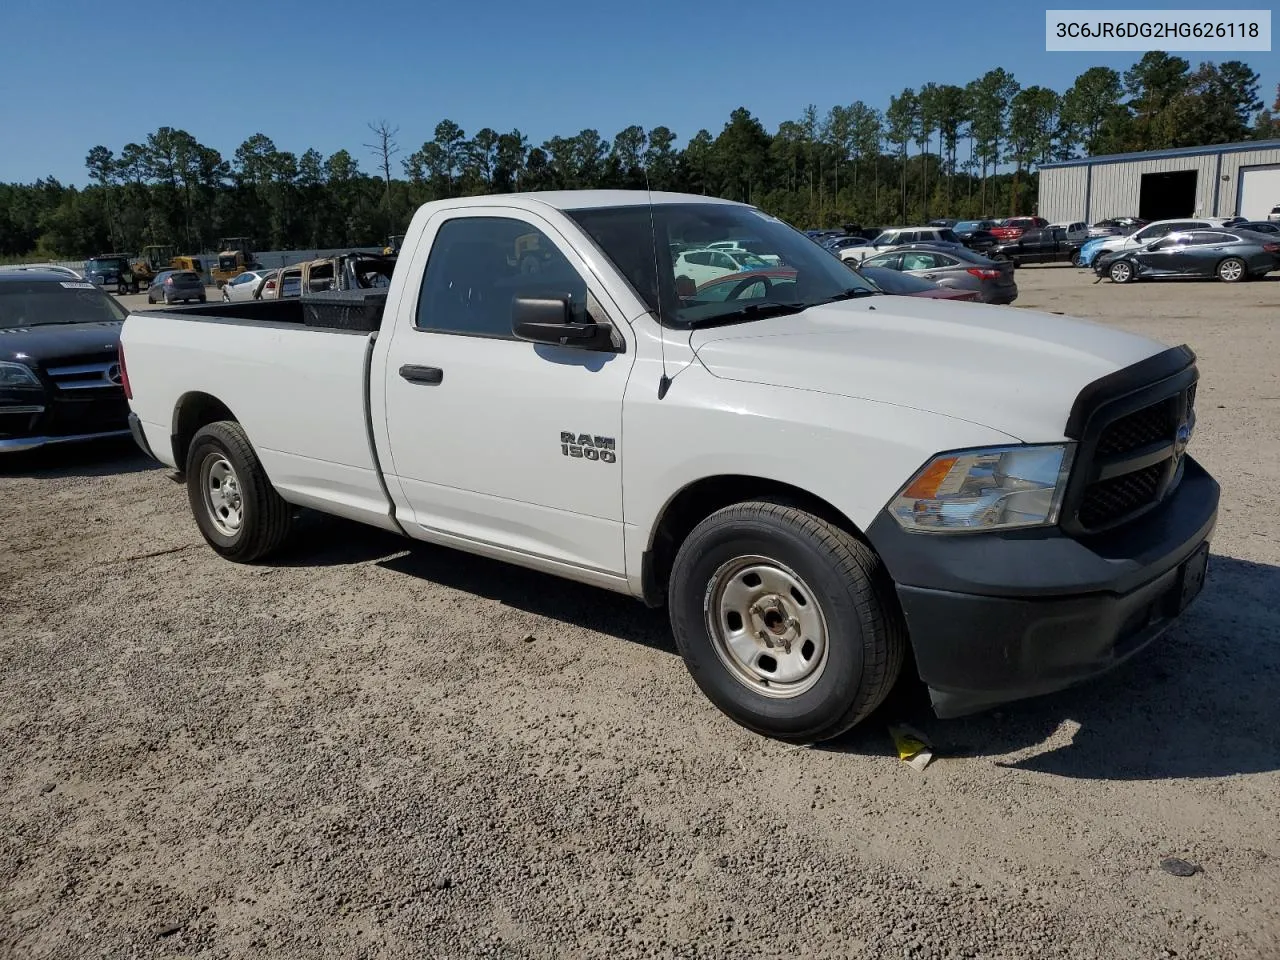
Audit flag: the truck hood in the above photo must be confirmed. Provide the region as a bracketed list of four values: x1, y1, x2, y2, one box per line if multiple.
[689, 298, 1165, 442]
[0, 321, 122, 364]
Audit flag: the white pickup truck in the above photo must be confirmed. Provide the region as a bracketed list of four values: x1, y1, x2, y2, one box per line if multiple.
[119, 190, 1218, 743]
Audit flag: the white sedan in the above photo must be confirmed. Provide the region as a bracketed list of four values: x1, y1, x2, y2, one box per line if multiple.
[221, 269, 276, 302]
[674, 248, 775, 286]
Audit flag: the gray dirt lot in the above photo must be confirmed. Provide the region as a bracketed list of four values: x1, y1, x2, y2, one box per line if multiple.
[2, 266, 1278, 959]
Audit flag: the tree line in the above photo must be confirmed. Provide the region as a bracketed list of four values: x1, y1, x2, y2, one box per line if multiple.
[1, 52, 1275, 260]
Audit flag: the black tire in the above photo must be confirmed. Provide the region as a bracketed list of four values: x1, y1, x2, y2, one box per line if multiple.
[186, 421, 292, 562]
[198, 295, 207, 302]
[1217, 257, 1247, 283]
[668, 501, 906, 743]
[1070, 251, 1082, 267]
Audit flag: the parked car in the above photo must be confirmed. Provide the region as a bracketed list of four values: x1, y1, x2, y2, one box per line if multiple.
[0, 271, 130, 452]
[956, 230, 1000, 256]
[1088, 217, 1147, 238]
[991, 227, 1086, 266]
[221, 269, 276, 302]
[953, 219, 1001, 237]
[1268, 204, 1280, 222]
[146, 270, 207, 305]
[1048, 222, 1088, 241]
[1077, 217, 1236, 267]
[119, 189, 1217, 743]
[674, 248, 774, 286]
[860, 245, 1018, 304]
[824, 236, 870, 254]
[839, 226, 964, 263]
[928, 218, 957, 228]
[1093, 229, 1280, 284]
[1236, 220, 1280, 235]
[856, 265, 980, 301]
[989, 217, 1049, 242]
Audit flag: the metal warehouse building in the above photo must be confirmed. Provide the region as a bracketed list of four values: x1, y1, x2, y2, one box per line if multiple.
[1037, 139, 1280, 225]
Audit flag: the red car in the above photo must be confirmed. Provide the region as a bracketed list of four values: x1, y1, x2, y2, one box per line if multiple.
[691, 267, 979, 303]
[989, 216, 1049, 242]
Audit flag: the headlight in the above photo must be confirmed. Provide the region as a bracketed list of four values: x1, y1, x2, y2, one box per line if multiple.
[0, 361, 42, 388]
[889, 444, 1075, 533]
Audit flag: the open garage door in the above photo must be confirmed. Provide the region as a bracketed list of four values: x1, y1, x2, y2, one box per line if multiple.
[1139, 170, 1197, 222]
[1237, 164, 1280, 221]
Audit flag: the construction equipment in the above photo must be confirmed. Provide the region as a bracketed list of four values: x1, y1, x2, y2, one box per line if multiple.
[211, 237, 258, 287]
[130, 244, 175, 289]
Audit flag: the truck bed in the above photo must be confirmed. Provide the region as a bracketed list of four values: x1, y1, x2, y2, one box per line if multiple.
[123, 301, 397, 532]
[147, 294, 385, 332]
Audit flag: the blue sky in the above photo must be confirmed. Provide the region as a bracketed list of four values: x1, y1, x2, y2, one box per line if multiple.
[1, 0, 1274, 186]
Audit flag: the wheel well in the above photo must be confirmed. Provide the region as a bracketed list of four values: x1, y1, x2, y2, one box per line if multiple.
[171, 392, 237, 473]
[641, 475, 863, 607]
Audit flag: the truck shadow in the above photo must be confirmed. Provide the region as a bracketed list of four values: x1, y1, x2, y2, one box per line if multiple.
[273, 517, 1279, 780]
[831, 554, 1280, 781]
[272, 512, 677, 655]
[0, 437, 159, 478]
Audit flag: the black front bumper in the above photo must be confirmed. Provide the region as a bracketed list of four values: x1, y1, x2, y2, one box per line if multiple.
[865, 457, 1219, 718]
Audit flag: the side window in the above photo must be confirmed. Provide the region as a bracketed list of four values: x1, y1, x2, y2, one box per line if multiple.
[865, 253, 901, 270]
[899, 232, 919, 244]
[686, 252, 711, 267]
[1138, 225, 1170, 241]
[712, 253, 736, 270]
[416, 217, 588, 338]
[1190, 232, 1231, 245]
[901, 252, 938, 271]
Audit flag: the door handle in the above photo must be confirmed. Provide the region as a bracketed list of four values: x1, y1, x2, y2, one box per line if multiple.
[399, 364, 443, 385]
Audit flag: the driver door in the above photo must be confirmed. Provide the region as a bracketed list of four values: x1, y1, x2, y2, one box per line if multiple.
[380, 210, 635, 581]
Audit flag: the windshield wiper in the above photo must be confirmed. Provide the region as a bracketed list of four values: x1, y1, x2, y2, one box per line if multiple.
[822, 287, 880, 302]
[692, 301, 812, 326]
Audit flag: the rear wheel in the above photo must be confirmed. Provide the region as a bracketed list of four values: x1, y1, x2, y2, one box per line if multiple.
[668, 501, 905, 743]
[186, 421, 292, 562]
[1109, 260, 1136, 284]
[1217, 257, 1246, 283]
[1070, 251, 1082, 267]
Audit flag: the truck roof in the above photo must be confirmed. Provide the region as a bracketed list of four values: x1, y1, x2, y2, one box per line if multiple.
[418, 190, 746, 213]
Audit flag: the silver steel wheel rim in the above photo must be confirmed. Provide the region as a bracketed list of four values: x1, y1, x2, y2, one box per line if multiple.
[1220, 260, 1242, 281]
[703, 555, 830, 699]
[201, 453, 244, 536]
[1111, 262, 1130, 282]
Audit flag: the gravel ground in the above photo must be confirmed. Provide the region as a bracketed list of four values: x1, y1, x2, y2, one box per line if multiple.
[2, 267, 1278, 959]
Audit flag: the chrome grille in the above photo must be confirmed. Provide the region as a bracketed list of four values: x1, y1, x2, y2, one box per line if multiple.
[44, 357, 122, 392]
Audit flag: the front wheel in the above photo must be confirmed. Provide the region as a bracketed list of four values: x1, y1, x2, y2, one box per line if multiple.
[186, 421, 292, 562]
[1217, 257, 1246, 283]
[668, 501, 906, 743]
[1070, 251, 1082, 267]
[1109, 260, 1136, 283]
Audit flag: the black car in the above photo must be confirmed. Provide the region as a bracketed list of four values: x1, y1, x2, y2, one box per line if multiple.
[1093, 229, 1280, 284]
[958, 230, 1000, 255]
[1236, 220, 1280, 235]
[991, 227, 1085, 266]
[0, 271, 130, 453]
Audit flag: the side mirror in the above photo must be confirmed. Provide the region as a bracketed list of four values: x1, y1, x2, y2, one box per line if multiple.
[512, 295, 614, 351]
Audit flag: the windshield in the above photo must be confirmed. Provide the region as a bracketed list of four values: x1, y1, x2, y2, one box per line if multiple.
[0, 280, 128, 327]
[954, 221, 980, 232]
[568, 202, 879, 327]
[937, 229, 960, 243]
